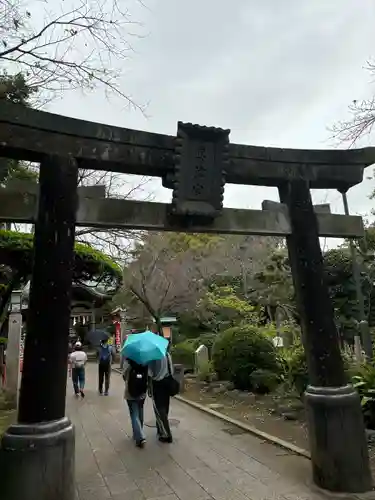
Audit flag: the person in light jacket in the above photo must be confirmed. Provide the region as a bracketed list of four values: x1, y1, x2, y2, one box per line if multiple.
[69, 341, 87, 398]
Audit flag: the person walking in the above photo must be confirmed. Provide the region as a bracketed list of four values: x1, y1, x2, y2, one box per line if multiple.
[149, 351, 175, 443]
[98, 337, 113, 395]
[69, 341, 87, 398]
[123, 358, 148, 448]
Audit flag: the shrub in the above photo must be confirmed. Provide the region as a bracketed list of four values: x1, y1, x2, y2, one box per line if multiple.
[250, 369, 280, 394]
[171, 340, 196, 371]
[279, 344, 308, 396]
[196, 333, 217, 356]
[212, 325, 280, 391]
[352, 362, 375, 429]
[279, 342, 353, 397]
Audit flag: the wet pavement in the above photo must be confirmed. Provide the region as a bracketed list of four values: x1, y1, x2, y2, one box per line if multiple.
[68, 363, 333, 500]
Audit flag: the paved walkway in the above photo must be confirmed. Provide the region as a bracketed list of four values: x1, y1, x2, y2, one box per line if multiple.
[68, 364, 329, 500]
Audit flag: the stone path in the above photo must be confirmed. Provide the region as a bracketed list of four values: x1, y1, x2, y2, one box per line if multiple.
[68, 363, 329, 500]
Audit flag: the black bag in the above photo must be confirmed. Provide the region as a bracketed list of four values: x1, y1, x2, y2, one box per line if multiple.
[127, 360, 148, 398]
[164, 355, 180, 397]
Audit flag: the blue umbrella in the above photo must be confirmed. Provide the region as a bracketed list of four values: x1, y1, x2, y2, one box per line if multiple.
[121, 330, 168, 365]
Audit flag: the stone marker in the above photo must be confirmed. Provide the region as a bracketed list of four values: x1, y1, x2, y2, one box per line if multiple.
[195, 344, 209, 374]
[6, 303, 22, 407]
[272, 336, 284, 348]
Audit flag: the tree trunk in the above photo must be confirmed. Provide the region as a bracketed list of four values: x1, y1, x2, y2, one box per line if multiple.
[155, 316, 163, 336]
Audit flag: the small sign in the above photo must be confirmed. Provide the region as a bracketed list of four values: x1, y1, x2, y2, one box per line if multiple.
[273, 336, 284, 348]
[114, 321, 121, 352]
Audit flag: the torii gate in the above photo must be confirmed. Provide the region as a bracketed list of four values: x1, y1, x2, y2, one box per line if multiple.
[0, 102, 374, 499]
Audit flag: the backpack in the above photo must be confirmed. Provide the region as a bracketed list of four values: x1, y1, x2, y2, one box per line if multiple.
[161, 355, 180, 397]
[127, 360, 148, 398]
[99, 344, 111, 363]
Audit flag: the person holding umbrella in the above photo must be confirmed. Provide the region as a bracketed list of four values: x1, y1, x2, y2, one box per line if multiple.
[148, 349, 176, 443]
[122, 331, 179, 444]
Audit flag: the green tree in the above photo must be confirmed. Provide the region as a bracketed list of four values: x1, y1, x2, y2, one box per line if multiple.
[251, 248, 295, 323]
[323, 247, 370, 342]
[0, 72, 38, 186]
[120, 232, 277, 332]
[0, 230, 122, 322]
[196, 285, 258, 332]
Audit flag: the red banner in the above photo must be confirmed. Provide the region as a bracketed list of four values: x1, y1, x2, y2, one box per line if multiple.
[114, 321, 121, 352]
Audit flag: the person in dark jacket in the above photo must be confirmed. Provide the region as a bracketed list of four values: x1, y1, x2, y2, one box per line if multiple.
[148, 352, 174, 443]
[98, 338, 113, 395]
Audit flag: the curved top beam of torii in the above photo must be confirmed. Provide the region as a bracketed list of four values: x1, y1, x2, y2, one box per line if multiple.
[1, 101, 375, 189]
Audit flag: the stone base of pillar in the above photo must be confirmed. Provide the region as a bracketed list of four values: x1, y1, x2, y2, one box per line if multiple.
[305, 384, 372, 493]
[0, 417, 75, 500]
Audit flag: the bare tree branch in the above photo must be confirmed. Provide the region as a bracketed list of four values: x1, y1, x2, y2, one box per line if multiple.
[0, 0, 147, 107]
[121, 233, 279, 321]
[74, 169, 152, 261]
[329, 62, 375, 146]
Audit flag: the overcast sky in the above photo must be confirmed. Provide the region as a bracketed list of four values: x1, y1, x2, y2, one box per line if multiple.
[48, 0, 375, 245]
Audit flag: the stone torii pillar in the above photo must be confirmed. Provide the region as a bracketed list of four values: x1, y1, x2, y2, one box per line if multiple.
[279, 181, 372, 493]
[1, 155, 78, 500]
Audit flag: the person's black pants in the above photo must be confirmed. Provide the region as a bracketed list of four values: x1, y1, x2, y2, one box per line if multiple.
[151, 379, 172, 440]
[98, 361, 111, 393]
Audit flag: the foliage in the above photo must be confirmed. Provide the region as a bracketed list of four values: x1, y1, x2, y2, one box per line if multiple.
[278, 343, 308, 396]
[249, 368, 280, 395]
[324, 246, 372, 341]
[3, 160, 38, 186]
[0, 72, 39, 186]
[120, 233, 279, 329]
[0, 230, 121, 287]
[122, 232, 226, 325]
[277, 339, 355, 398]
[251, 248, 295, 322]
[260, 320, 301, 347]
[0, 230, 122, 321]
[196, 333, 217, 355]
[197, 285, 258, 333]
[352, 362, 375, 429]
[0, 72, 37, 105]
[171, 340, 197, 371]
[175, 314, 209, 342]
[73, 242, 122, 289]
[212, 324, 279, 391]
